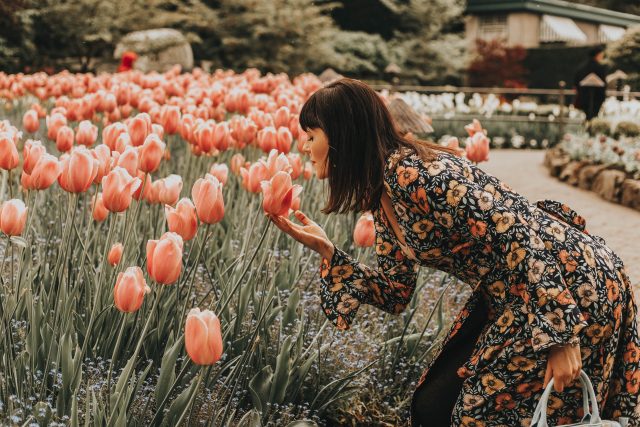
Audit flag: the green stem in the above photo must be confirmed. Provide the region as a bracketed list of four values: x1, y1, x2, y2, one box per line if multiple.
[106, 314, 127, 396]
[106, 285, 165, 426]
[175, 367, 206, 427]
[178, 224, 211, 326]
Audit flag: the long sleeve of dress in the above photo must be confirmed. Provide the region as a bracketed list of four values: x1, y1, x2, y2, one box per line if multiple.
[389, 153, 587, 352]
[318, 236, 419, 330]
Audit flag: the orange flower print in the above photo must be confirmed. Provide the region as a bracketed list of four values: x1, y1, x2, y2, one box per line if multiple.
[624, 370, 639, 394]
[578, 242, 596, 268]
[329, 282, 344, 292]
[410, 187, 429, 213]
[517, 381, 543, 397]
[411, 219, 434, 239]
[544, 308, 567, 332]
[426, 160, 446, 176]
[506, 245, 527, 269]
[527, 258, 545, 283]
[529, 234, 545, 250]
[507, 355, 536, 372]
[473, 189, 494, 211]
[497, 309, 515, 333]
[468, 218, 487, 238]
[491, 211, 515, 233]
[547, 395, 564, 411]
[576, 282, 598, 306]
[487, 280, 506, 299]
[625, 342, 640, 363]
[606, 278, 620, 302]
[460, 416, 485, 427]
[559, 250, 578, 272]
[545, 222, 566, 242]
[330, 264, 354, 280]
[481, 373, 506, 395]
[462, 394, 485, 411]
[419, 248, 442, 262]
[446, 180, 467, 206]
[376, 241, 393, 256]
[585, 323, 611, 345]
[434, 211, 454, 228]
[396, 165, 418, 187]
[336, 293, 359, 315]
[495, 393, 516, 410]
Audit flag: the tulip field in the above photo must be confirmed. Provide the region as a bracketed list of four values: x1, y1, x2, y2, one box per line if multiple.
[0, 68, 469, 426]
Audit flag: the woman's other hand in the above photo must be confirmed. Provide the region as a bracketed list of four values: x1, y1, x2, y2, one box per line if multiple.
[268, 210, 334, 260]
[544, 342, 582, 392]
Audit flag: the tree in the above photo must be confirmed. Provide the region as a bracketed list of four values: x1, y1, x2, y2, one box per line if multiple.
[606, 26, 640, 89]
[467, 38, 528, 88]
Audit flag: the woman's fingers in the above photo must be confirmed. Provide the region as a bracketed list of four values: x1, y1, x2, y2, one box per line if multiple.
[294, 210, 313, 226]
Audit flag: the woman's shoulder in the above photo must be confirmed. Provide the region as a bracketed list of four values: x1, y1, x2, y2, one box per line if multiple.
[384, 146, 466, 184]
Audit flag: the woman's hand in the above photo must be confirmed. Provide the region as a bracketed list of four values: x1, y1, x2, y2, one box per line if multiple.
[544, 342, 582, 392]
[268, 210, 334, 260]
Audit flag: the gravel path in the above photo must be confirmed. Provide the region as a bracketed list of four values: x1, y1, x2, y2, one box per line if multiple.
[479, 149, 640, 293]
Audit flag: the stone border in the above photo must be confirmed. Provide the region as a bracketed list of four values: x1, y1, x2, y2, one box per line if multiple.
[544, 148, 640, 211]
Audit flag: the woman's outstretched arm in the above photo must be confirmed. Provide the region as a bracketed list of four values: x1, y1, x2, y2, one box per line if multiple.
[270, 211, 419, 330]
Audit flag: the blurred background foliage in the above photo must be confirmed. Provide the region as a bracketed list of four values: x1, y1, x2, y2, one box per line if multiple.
[0, 0, 468, 85]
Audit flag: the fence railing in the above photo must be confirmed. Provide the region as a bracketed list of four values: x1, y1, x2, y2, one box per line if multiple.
[368, 81, 639, 139]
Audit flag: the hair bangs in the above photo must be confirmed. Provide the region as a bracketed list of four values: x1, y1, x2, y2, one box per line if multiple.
[299, 89, 326, 132]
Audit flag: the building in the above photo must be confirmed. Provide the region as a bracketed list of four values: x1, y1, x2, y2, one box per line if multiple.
[466, 0, 640, 48]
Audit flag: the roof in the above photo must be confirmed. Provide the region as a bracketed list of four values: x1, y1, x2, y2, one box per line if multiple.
[466, 0, 640, 27]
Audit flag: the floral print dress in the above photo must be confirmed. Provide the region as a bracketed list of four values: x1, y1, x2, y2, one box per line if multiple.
[319, 148, 640, 426]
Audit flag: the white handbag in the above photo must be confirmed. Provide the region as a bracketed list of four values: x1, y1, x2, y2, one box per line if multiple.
[531, 370, 629, 427]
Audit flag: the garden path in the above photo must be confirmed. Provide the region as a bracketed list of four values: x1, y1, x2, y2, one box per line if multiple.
[480, 149, 640, 297]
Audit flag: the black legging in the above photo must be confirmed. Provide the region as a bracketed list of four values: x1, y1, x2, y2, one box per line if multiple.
[412, 299, 488, 427]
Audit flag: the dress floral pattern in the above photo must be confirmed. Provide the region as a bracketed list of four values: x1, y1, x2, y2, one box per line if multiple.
[319, 148, 640, 426]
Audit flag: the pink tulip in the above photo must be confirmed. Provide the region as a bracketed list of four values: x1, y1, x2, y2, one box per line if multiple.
[115, 146, 139, 177]
[92, 193, 109, 222]
[138, 133, 165, 173]
[353, 212, 375, 247]
[22, 109, 40, 133]
[92, 144, 112, 184]
[29, 153, 61, 190]
[128, 113, 152, 147]
[465, 132, 490, 164]
[46, 112, 67, 140]
[287, 153, 303, 180]
[185, 308, 223, 365]
[445, 137, 465, 156]
[23, 139, 46, 174]
[155, 174, 183, 206]
[108, 243, 123, 266]
[160, 105, 181, 135]
[58, 147, 98, 193]
[464, 119, 486, 137]
[102, 122, 128, 151]
[240, 162, 269, 194]
[257, 126, 277, 153]
[113, 266, 150, 313]
[274, 106, 290, 128]
[191, 174, 224, 224]
[146, 232, 184, 284]
[209, 163, 229, 186]
[230, 154, 245, 177]
[75, 120, 98, 147]
[101, 167, 141, 213]
[264, 149, 292, 178]
[261, 171, 301, 216]
[0, 132, 19, 170]
[55, 126, 74, 152]
[165, 198, 198, 241]
[152, 123, 164, 140]
[0, 199, 27, 236]
[213, 122, 230, 151]
[276, 127, 292, 154]
[133, 171, 154, 201]
[21, 171, 33, 191]
[303, 161, 313, 180]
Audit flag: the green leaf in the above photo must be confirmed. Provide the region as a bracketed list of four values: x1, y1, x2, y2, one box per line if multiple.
[155, 332, 183, 405]
[248, 365, 273, 414]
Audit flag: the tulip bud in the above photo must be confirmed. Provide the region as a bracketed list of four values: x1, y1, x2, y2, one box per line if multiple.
[146, 232, 183, 285]
[0, 199, 27, 236]
[191, 174, 224, 224]
[185, 308, 223, 365]
[113, 266, 150, 313]
[108, 243, 123, 266]
[353, 212, 375, 247]
[165, 198, 198, 241]
[261, 171, 301, 217]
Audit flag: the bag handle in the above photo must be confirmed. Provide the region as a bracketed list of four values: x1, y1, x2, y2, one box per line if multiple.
[530, 370, 601, 427]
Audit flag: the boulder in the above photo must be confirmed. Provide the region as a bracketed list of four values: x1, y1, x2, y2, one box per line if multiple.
[577, 164, 608, 190]
[559, 160, 589, 186]
[544, 148, 571, 177]
[621, 179, 640, 211]
[114, 28, 193, 73]
[591, 169, 627, 202]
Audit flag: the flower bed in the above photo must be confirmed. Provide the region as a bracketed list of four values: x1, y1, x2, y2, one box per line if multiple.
[0, 69, 476, 426]
[544, 133, 640, 211]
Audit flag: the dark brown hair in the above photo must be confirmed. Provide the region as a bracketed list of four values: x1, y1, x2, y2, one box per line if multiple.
[299, 77, 460, 214]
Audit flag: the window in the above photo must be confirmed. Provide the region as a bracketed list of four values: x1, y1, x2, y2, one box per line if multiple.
[478, 15, 508, 40]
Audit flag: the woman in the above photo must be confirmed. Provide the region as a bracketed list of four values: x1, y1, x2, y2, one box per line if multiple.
[269, 78, 639, 426]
